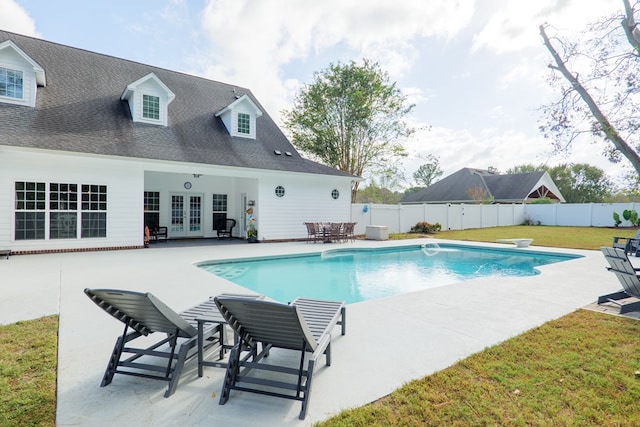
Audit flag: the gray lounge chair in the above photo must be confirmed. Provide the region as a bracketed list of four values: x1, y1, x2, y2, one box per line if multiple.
[214, 296, 346, 420]
[84, 288, 224, 397]
[612, 229, 640, 256]
[598, 247, 640, 313]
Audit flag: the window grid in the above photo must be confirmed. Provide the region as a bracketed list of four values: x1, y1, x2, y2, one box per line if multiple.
[14, 182, 108, 240]
[237, 112, 250, 134]
[15, 181, 46, 210]
[275, 186, 285, 198]
[331, 189, 340, 200]
[0, 67, 23, 99]
[50, 183, 78, 239]
[142, 94, 160, 120]
[212, 194, 228, 231]
[81, 185, 107, 238]
[212, 194, 228, 212]
[144, 191, 160, 211]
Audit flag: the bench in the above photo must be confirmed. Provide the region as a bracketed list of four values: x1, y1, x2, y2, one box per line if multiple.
[496, 238, 533, 248]
[0, 249, 10, 259]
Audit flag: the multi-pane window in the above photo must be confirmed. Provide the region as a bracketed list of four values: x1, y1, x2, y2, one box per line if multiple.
[212, 194, 228, 231]
[142, 94, 160, 120]
[81, 185, 107, 238]
[0, 67, 23, 99]
[237, 112, 250, 134]
[14, 182, 45, 240]
[50, 183, 78, 239]
[14, 181, 107, 240]
[144, 191, 160, 230]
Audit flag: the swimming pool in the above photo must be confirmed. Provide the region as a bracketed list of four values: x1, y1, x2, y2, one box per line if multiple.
[198, 244, 581, 304]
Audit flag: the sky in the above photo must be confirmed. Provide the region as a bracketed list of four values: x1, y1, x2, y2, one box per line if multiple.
[0, 0, 627, 188]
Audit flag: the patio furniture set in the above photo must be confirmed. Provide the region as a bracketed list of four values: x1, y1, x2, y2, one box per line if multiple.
[84, 288, 346, 420]
[304, 222, 356, 243]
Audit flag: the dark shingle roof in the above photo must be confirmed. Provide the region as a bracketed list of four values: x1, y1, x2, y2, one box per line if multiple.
[0, 30, 353, 178]
[401, 168, 556, 204]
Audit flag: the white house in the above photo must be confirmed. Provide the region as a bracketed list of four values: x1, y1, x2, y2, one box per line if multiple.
[0, 31, 356, 254]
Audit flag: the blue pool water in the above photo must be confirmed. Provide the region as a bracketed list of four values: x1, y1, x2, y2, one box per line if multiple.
[198, 244, 580, 304]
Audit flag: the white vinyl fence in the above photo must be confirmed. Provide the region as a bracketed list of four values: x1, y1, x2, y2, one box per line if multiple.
[350, 203, 640, 235]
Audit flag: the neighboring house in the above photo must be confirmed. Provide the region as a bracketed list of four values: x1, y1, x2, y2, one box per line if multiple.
[0, 31, 356, 253]
[400, 167, 565, 204]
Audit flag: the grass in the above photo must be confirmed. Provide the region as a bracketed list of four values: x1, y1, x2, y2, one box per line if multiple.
[0, 315, 58, 427]
[3, 226, 640, 426]
[395, 225, 635, 251]
[318, 310, 640, 426]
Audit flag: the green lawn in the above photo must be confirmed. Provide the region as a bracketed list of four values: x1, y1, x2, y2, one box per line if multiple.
[0, 316, 58, 427]
[3, 226, 639, 426]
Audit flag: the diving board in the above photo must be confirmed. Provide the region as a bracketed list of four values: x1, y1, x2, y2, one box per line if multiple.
[496, 238, 533, 248]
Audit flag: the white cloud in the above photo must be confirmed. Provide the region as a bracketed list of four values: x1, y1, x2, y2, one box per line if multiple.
[0, 0, 39, 37]
[403, 124, 565, 181]
[472, 0, 621, 54]
[198, 0, 476, 122]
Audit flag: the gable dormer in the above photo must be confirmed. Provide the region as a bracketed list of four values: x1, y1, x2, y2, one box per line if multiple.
[215, 93, 263, 139]
[0, 40, 46, 107]
[121, 73, 175, 126]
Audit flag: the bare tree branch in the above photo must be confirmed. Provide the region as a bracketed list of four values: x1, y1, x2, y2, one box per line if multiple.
[540, 23, 640, 173]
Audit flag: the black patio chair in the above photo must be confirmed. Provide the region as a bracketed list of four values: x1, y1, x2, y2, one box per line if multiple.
[217, 219, 236, 240]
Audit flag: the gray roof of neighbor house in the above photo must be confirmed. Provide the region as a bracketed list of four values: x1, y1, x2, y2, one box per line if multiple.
[0, 30, 354, 178]
[400, 167, 565, 204]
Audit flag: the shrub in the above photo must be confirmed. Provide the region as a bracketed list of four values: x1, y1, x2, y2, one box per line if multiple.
[521, 217, 542, 226]
[410, 221, 442, 233]
[613, 211, 622, 227]
[529, 197, 553, 204]
[622, 209, 640, 226]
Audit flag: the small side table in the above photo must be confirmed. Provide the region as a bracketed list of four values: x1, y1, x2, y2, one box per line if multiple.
[197, 293, 264, 377]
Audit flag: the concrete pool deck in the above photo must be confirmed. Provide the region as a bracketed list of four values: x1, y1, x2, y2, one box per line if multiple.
[0, 239, 625, 426]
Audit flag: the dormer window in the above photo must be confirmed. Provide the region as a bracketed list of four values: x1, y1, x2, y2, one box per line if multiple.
[0, 40, 46, 107]
[143, 94, 160, 120]
[237, 112, 250, 134]
[215, 93, 263, 139]
[121, 73, 174, 127]
[0, 67, 23, 99]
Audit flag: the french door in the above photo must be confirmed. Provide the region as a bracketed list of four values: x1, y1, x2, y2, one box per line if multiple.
[169, 193, 203, 237]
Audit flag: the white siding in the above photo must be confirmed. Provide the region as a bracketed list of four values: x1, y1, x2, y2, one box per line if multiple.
[0, 147, 143, 252]
[257, 173, 352, 240]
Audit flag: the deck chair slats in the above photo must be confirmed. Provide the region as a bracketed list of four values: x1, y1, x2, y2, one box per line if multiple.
[214, 296, 346, 420]
[85, 288, 224, 397]
[218, 302, 314, 351]
[598, 247, 640, 314]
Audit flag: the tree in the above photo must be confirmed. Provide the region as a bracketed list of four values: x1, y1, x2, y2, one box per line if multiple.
[466, 185, 493, 204]
[539, 0, 640, 176]
[507, 163, 614, 203]
[505, 164, 539, 175]
[412, 154, 443, 187]
[547, 163, 613, 203]
[283, 59, 415, 202]
[355, 183, 403, 204]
